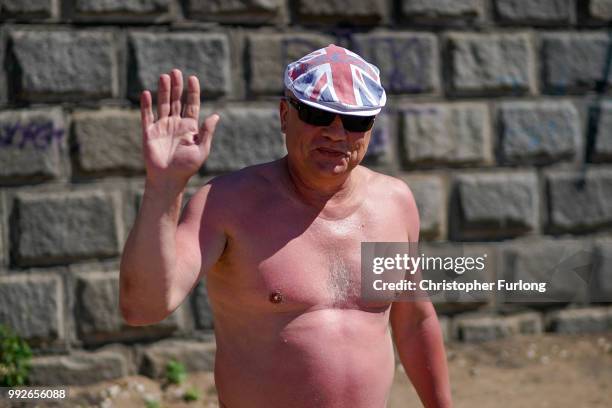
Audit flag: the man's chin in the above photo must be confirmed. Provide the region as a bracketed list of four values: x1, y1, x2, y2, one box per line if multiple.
[310, 159, 354, 177]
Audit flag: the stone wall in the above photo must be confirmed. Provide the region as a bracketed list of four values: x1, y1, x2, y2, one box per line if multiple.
[1, 0, 612, 384]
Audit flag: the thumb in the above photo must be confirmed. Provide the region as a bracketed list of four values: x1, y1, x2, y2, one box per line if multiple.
[198, 113, 220, 153]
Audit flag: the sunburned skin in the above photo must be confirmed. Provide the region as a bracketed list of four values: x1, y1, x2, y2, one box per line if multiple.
[199, 159, 415, 408]
[121, 68, 451, 408]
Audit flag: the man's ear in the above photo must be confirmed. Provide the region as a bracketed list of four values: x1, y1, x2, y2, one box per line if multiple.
[279, 99, 288, 133]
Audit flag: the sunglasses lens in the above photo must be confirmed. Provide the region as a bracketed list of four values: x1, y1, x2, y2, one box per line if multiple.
[341, 115, 376, 132]
[300, 104, 335, 126]
[289, 98, 375, 131]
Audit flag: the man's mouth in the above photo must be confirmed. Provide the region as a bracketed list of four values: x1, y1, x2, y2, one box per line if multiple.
[316, 147, 348, 158]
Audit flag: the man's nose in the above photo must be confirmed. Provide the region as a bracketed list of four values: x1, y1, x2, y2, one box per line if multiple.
[322, 115, 346, 140]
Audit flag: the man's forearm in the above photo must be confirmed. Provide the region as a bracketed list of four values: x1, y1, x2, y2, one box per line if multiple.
[396, 314, 452, 408]
[119, 182, 185, 325]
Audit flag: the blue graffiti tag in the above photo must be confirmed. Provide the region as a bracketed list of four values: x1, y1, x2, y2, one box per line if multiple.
[350, 36, 430, 93]
[504, 118, 569, 154]
[0, 121, 64, 150]
[373, 37, 429, 93]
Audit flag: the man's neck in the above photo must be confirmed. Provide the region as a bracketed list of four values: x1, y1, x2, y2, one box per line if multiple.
[282, 157, 359, 211]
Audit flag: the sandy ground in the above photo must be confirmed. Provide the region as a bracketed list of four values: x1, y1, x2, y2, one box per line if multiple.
[3, 333, 611, 408]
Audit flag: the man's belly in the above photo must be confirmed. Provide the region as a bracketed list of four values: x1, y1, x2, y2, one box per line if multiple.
[213, 308, 396, 408]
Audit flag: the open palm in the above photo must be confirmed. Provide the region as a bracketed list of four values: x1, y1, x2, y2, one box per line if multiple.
[140, 69, 219, 188]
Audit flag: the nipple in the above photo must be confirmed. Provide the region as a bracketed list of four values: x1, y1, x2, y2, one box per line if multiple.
[269, 290, 283, 304]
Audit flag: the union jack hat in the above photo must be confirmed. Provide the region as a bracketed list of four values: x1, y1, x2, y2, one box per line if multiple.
[284, 44, 387, 117]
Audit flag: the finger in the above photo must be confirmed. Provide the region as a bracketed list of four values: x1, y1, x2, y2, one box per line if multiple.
[157, 74, 171, 118]
[198, 113, 220, 153]
[184, 76, 200, 120]
[170, 69, 183, 117]
[140, 90, 154, 132]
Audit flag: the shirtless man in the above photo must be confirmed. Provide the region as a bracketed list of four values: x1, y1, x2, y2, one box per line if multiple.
[120, 45, 452, 408]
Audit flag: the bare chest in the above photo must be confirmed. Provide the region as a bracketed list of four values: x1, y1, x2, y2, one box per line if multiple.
[210, 204, 408, 312]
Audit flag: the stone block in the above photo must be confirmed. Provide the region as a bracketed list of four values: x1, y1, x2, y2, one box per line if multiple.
[204, 106, 285, 173]
[0, 193, 5, 270]
[541, 32, 612, 93]
[352, 32, 439, 94]
[453, 312, 543, 342]
[9, 29, 118, 101]
[546, 307, 612, 333]
[592, 240, 612, 302]
[546, 167, 612, 232]
[141, 339, 216, 378]
[1, 0, 57, 18]
[75, 0, 169, 13]
[448, 32, 535, 95]
[453, 315, 502, 342]
[29, 350, 129, 385]
[513, 312, 545, 334]
[494, 0, 573, 24]
[186, 0, 284, 24]
[593, 101, 612, 161]
[76, 272, 182, 345]
[454, 171, 539, 239]
[0, 27, 6, 105]
[73, 109, 143, 175]
[247, 33, 334, 95]
[295, 0, 386, 24]
[73, 0, 171, 22]
[400, 175, 446, 240]
[363, 113, 394, 169]
[191, 280, 213, 330]
[498, 100, 580, 164]
[13, 190, 122, 266]
[129, 32, 230, 100]
[401, 103, 492, 166]
[401, 0, 485, 23]
[500, 240, 593, 304]
[0, 108, 66, 184]
[589, 0, 612, 20]
[0, 274, 62, 341]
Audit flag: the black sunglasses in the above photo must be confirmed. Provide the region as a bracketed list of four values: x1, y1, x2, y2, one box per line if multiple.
[286, 98, 376, 132]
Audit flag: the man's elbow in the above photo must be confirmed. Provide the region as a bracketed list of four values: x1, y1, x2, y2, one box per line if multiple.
[120, 302, 170, 327]
[120, 303, 148, 327]
[119, 290, 170, 327]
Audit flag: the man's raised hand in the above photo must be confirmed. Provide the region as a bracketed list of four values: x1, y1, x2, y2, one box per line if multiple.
[140, 69, 219, 191]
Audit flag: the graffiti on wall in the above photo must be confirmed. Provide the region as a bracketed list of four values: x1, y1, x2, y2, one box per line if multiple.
[0, 121, 64, 150]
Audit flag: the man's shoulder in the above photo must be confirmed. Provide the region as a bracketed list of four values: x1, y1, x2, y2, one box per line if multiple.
[359, 166, 416, 203]
[209, 161, 275, 188]
[192, 160, 279, 206]
[360, 167, 420, 240]
[184, 161, 280, 229]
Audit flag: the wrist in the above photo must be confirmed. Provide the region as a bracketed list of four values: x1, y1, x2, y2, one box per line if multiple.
[144, 178, 187, 197]
[140, 181, 185, 221]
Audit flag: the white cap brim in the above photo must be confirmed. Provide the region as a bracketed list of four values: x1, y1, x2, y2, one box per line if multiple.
[290, 90, 382, 117]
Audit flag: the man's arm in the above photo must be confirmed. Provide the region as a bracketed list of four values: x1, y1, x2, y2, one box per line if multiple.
[390, 301, 452, 408]
[390, 181, 452, 408]
[119, 69, 223, 326]
[119, 182, 226, 326]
